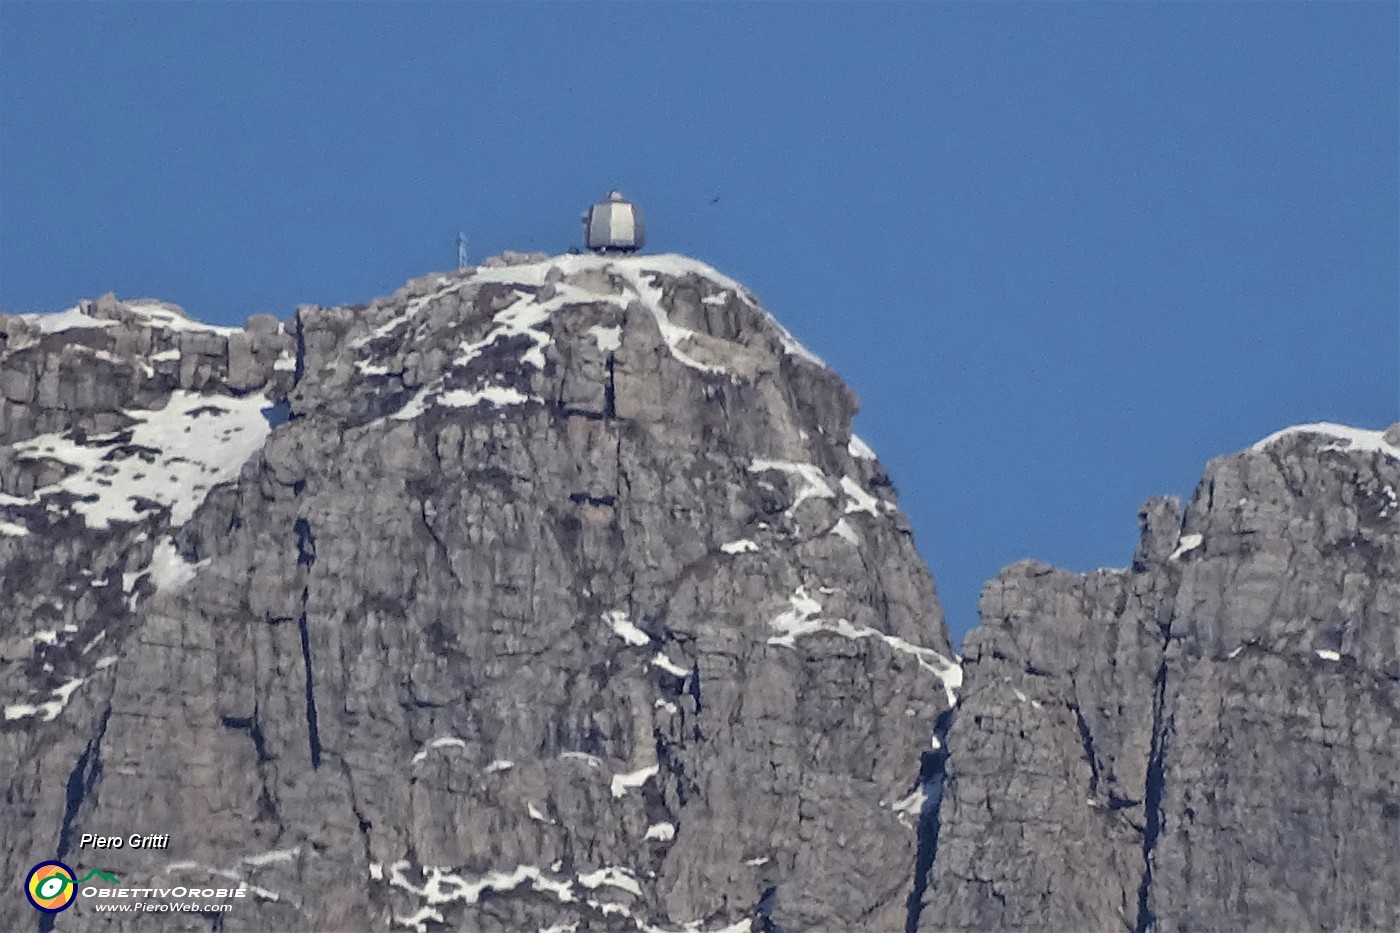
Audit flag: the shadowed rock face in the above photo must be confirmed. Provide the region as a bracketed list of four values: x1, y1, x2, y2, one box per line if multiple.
[923, 425, 1400, 933]
[0, 254, 958, 932]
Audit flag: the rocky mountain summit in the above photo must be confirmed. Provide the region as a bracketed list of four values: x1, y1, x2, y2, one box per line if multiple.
[1, 252, 1395, 933]
[0, 253, 959, 933]
[924, 422, 1400, 933]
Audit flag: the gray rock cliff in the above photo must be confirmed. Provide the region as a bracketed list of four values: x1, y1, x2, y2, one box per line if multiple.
[4, 254, 1394, 933]
[0, 254, 959, 932]
[921, 423, 1400, 933]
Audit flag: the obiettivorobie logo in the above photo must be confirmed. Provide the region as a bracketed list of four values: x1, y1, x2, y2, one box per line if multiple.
[24, 859, 246, 916]
[24, 861, 121, 913]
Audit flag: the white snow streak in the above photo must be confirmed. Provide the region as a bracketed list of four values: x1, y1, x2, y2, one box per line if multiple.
[577, 866, 642, 897]
[839, 476, 880, 516]
[379, 850, 752, 933]
[353, 277, 473, 349]
[163, 859, 284, 903]
[651, 653, 689, 677]
[453, 289, 554, 371]
[767, 587, 962, 705]
[242, 847, 300, 868]
[610, 764, 659, 798]
[616, 254, 822, 368]
[411, 736, 468, 766]
[749, 459, 835, 512]
[392, 384, 530, 422]
[387, 862, 575, 931]
[612, 265, 722, 373]
[4, 676, 88, 722]
[608, 254, 824, 371]
[125, 302, 241, 335]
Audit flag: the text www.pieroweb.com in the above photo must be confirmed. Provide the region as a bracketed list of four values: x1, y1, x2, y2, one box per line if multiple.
[92, 901, 233, 913]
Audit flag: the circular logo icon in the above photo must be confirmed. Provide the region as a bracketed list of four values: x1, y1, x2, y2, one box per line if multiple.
[25, 861, 76, 913]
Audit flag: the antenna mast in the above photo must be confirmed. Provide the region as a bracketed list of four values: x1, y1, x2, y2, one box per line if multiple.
[457, 232, 468, 271]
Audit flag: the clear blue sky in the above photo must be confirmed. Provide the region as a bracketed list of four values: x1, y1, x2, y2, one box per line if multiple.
[2, 3, 1396, 640]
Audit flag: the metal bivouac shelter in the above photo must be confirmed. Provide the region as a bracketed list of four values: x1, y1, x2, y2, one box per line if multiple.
[582, 191, 645, 253]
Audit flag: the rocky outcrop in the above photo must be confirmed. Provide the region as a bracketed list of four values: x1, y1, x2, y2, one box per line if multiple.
[0, 254, 958, 932]
[923, 424, 1400, 932]
[5, 253, 1394, 933]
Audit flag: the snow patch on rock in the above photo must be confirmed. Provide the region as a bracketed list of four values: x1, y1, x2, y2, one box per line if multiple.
[4, 676, 88, 722]
[767, 587, 962, 705]
[840, 476, 880, 516]
[605, 610, 650, 647]
[652, 653, 689, 677]
[610, 764, 659, 799]
[13, 390, 273, 529]
[577, 866, 642, 897]
[749, 459, 835, 512]
[1169, 533, 1204, 561]
[847, 434, 877, 460]
[587, 324, 622, 352]
[411, 736, 468, 766]
[1252, 422, 1400, 461]
[19, 305, 119, 334]
[145, 538, 207, 592]
[829, 518, 860, 545]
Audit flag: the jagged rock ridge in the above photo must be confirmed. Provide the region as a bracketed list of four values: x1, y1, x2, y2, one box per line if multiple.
[921, 423, 1400, 933]
[0, 253, 959, 932]
[4, 251, 1393, 933]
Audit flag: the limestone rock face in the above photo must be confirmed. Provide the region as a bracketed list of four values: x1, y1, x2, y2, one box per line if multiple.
[6, 256, 1393, 933]
[0, 255, 958, 932]
[923, 425, 1400, 933]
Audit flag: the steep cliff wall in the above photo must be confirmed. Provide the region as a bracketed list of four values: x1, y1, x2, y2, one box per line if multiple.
[0, 254, 959, 932]
[924, 424, 1400, 933]
[4, 255, 1393, 933]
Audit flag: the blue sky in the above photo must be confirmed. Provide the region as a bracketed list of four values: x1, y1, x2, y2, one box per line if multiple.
[2, 3, 1396, 640]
